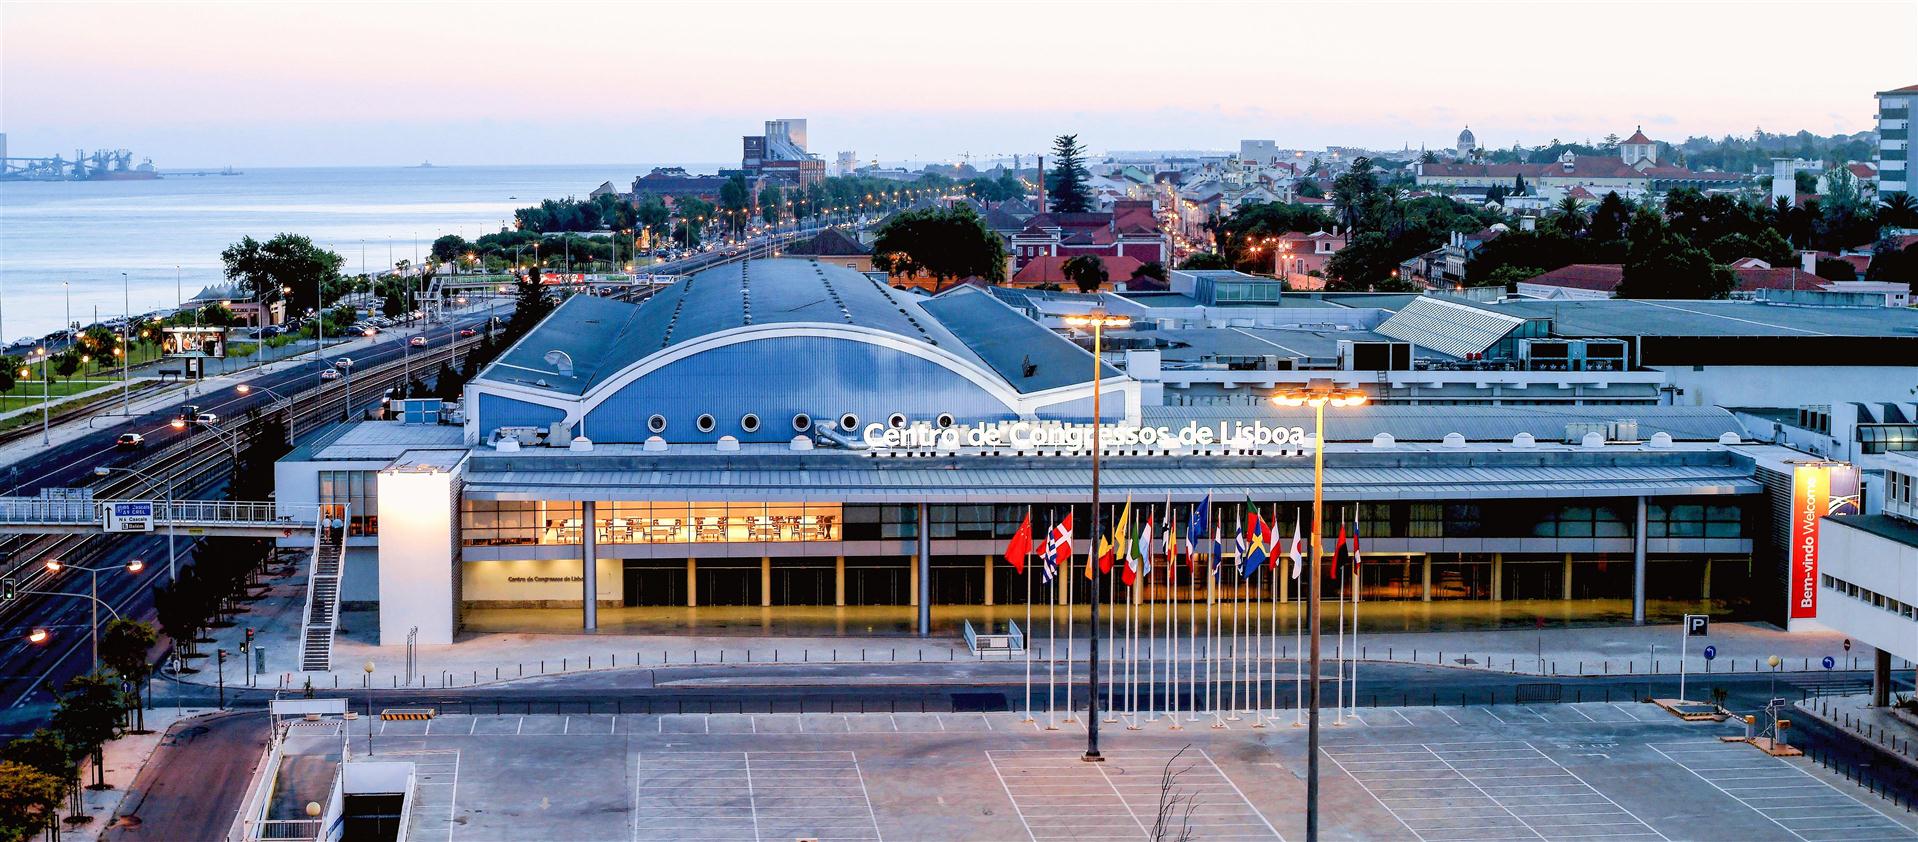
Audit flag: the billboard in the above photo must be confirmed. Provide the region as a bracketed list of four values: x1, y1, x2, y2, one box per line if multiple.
[1789, 463, 1861, 620]
[162, 326, 226, 358]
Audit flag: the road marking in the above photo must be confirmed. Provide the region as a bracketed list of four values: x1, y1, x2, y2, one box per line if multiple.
[984, 751, 1039, 842]
[1481, 707, 1506, 724]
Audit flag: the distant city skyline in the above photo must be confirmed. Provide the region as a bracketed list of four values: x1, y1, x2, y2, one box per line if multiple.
[4, 0, 1914, 168]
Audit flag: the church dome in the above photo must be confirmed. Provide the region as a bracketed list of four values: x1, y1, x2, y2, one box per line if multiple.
[1457, 126, 1476, 148]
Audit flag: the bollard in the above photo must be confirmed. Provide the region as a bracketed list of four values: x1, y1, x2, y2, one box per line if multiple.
[588, 656, 593, 669]
[563, 658, 568, 671]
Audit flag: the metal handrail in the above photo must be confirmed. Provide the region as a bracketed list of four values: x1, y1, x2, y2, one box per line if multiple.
[0, 498, 317, 526]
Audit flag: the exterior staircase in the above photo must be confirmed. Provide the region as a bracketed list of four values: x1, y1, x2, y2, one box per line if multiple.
[299, 506, 347, 672]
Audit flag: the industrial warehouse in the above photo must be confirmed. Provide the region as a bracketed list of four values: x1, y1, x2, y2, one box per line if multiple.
[274, 257, 1918, 652]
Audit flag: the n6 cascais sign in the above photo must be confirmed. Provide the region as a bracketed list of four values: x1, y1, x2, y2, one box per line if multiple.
[1790, 462, 1861, 620]
[863, 420, 1313, 454]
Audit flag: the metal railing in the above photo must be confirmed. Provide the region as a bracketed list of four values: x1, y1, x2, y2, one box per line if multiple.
[0, 497, 315, 528]
[251, 819, 321, 841]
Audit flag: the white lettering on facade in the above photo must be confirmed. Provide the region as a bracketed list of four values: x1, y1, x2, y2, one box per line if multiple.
[862, 420, 1313, 454]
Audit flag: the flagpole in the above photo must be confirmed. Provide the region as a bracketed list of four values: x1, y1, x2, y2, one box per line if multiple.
[1064, 519, 1075, 724]
[1191, 495, 1207, 724]
[1047, 511, 1058, 731]
[1209, 524, 1222, 729]
[1106, 502, 1117, 723]
[1024, 507, 1034, 724]
[1294, 509, 1304, 727]
[1350, 510, 1361, 718]
[1228, 508, 1242, 722]
[1167, 509, 1180, 729]
[1335, 506, 1347, 727]
[1270, 503, 1282, 725]
[1147, 505, 1158, 724]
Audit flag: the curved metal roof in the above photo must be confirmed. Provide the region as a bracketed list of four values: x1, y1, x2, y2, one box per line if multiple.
[477, 258, 1106, 397]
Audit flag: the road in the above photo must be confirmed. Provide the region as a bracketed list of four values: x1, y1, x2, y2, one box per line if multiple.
[100, 710, 266, 842]
[0, 227, 810, 730]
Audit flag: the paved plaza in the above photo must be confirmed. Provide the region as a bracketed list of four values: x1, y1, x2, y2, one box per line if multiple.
[337, 699, 1918, 841]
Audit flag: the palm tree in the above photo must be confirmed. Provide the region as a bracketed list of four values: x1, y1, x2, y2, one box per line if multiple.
[1880, 193, 1918, 230]
[1553, 197, 1586, 235]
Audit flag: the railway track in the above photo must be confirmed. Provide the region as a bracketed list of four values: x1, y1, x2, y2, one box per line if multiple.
[0, 331, 496, 623]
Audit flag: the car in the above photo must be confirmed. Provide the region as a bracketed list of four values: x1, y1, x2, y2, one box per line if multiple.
[194, 412, 219, 425]
[334, 357, 354, 369]
[409, 336, 428, 347]
[115, 432, 145, 448]
[360, 326, 378, 337]
[458, 328, 477, 338]
[319, 368, 341, 381]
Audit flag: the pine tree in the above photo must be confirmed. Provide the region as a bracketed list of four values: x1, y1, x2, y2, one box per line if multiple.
[1047, 135, 1093, 214]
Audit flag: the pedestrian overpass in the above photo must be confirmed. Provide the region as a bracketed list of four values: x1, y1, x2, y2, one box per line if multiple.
[0, 498, 317, 538]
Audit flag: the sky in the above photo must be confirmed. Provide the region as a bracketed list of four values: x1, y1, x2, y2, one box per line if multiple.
[4, 0, 1916, 168]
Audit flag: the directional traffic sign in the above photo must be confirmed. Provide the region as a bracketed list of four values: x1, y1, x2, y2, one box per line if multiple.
[104, 501, 155, 533]
[1702, 645, 1717, 661]
[1822, 656, 1836, 670]
[1684, 614, 1709, 637]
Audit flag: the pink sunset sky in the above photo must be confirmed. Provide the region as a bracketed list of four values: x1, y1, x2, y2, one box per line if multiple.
[4, 0, 1914, 167]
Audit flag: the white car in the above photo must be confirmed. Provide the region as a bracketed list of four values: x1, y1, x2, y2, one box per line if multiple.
[409, 336, 428, 347]
[194, 412, 219, 425]
[319, 368, 341, 381]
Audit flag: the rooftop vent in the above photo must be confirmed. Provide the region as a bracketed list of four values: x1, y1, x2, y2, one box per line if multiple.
[544, 350, 574, 376]
[1581, 432, 1605, 448]
[1511, 432, 1536, 448]
[1372, 433, 1395, 448]
[1442, 432, 1466, 448]
[1718, 432, 1742, 444]
[1648, 432, 1673, 449]
[644, 435, 668, 452]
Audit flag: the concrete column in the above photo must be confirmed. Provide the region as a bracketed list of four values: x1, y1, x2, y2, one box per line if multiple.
[1632, 496, 1649, 625]
[1279, 562, 1289, 603]
[1561, 554, 1574, 601]
[916, 502, 932, 637]
[1701, 558, 1712, 600]
[760, 556, 772, 608]
[582, 501, 598, 631]
[908, 557, 919, 607]
[1873, 649, 1893, 707]
[984, 554, 995, 606]
[1492, 553, 1504, 602]
[834, 555, 846, 607]
[1421, 556, 1433, 602]
[685, 558, 698, 608]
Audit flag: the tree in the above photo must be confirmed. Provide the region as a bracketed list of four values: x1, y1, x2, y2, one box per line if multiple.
[1177, 253, 1230, 270]
[1331, 157, 1378, 232]
[1863, 242, 1918, 295]
[152, 581, 200, 668]
[1588, 191, 1635, 245]
[220, 234, 345, 317]
[1324, 232, 1404, 290]
[1512, 173, 1529, 197]
[1133, 261, 1167, 282]
[3, 730, 76, 833]
[717, 176, 751, 237]
[509, 268, 555, 334]
[50, 673, 123, 789]
[98, 619, 156, 733]
[1814, 256, 1857, 281]
[1062, 256, 1109, 293]
[1046, 135, 1093, 214]
[635, 197, 671, 243]
[1881, 193, 1918, 229]
[759, 184, 783, 226]
[429, 234, 470, 266]
[1617, 211, 1734, 299]
[432, 360, 462, 402]
[0, 759, 63, 841]
[1550, 197, 1585, 236]
[869, 205, 1007, 290]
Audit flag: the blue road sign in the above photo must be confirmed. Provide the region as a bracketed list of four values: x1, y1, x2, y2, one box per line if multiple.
[1702, 645, 1717, 661]
[1822, 656, 1836, 670]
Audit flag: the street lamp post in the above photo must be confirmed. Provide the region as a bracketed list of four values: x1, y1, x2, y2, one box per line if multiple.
[1271, 380, 1367, 842]
[42, 558, 145, 672]
[1061, 309, 1130, 762]
[94, 466, 177, 581]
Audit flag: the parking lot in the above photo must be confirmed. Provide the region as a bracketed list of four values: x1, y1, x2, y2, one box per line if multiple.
[351, 702, 1918, 841]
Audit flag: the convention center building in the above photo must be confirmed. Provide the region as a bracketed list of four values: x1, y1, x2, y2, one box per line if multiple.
[275, 258, 1918, 647]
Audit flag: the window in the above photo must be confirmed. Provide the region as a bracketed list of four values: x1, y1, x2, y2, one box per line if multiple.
[648, 414, 666, 434]
[696, 414, 715, 433]
[740, 413, 760, 433]
[840, 413, 859, 432]
[319, 470, 379, 536]
[792, 413, 812, 432]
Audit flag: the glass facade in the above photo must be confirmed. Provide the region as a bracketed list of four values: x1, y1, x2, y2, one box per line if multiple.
[319, 470, 379, 536]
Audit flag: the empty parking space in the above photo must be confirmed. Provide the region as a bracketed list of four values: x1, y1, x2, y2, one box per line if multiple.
[632, 751, 881, 842]
[988, 748, 1281, 840]
[1325, 740, 1664, 841]
[1651, 741, 1915, 841]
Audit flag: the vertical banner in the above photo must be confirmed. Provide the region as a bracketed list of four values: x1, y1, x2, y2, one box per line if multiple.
[1789, 463, 1849, 620]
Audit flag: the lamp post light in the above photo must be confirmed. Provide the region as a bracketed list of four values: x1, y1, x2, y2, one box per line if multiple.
[1059, 309, 1130, 762]
[1270, 380, 1367, 842]
[42, 557, 145, 672]
[363, 661, 376, 756]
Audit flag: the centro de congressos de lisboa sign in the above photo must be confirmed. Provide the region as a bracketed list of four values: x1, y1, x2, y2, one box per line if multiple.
[862, 420, 1314, 455]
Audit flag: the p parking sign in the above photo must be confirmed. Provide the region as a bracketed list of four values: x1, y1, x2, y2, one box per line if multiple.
[1685, 614, 1709, 637]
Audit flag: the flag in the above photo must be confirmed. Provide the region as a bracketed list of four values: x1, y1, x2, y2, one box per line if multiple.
[1005, 509, 1032, 574]
[1097, 498, 1130, 576]
[1330, 520, 1349, 580]
[1210, 523, 1224, 579]
[1134, 507, 1155, 581]
[1288, 512, 1304, 580]
[1047, 511, 1073, 583]
[1350, 509, 1363, 570]
[1163, 505, 1176, 578]
[1239, 500, 1269, 577]
[1184, 495, 1209, 572]
[1040, 516, 1060, 583]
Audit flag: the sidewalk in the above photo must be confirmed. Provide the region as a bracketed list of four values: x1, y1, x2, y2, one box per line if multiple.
[59, 706, 223, 841]
[180, 557, 1889, 692]
[1797, 693, 1918, 770]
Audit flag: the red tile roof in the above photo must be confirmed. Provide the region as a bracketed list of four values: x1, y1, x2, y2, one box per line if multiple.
[1883, 84, 1918, 94]
[1848, 163, 1878, 179]
[1520, 264, 1624, 292]
[1623, 127, 1654, 145]
[1732, 267, 1821, 291]
[1009, 255, 1146, 286]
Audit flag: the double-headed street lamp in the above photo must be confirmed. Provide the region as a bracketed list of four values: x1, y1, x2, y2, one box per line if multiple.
[40, 557, 146, 672]
[1270, 380, 1366, 842]
[1060, 308, 1131, 763]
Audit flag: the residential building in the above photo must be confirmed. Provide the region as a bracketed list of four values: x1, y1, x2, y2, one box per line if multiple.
[1416, 128, 1748, 202]
[1879, 84, 1915, 199]
[1009, 200, 1167, 270]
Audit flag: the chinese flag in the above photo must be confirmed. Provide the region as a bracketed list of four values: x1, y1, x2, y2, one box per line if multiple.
[1005, 509, 1032, 574]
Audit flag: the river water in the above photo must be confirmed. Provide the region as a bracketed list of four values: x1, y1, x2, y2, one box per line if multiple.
[0, 163, 716, 339]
